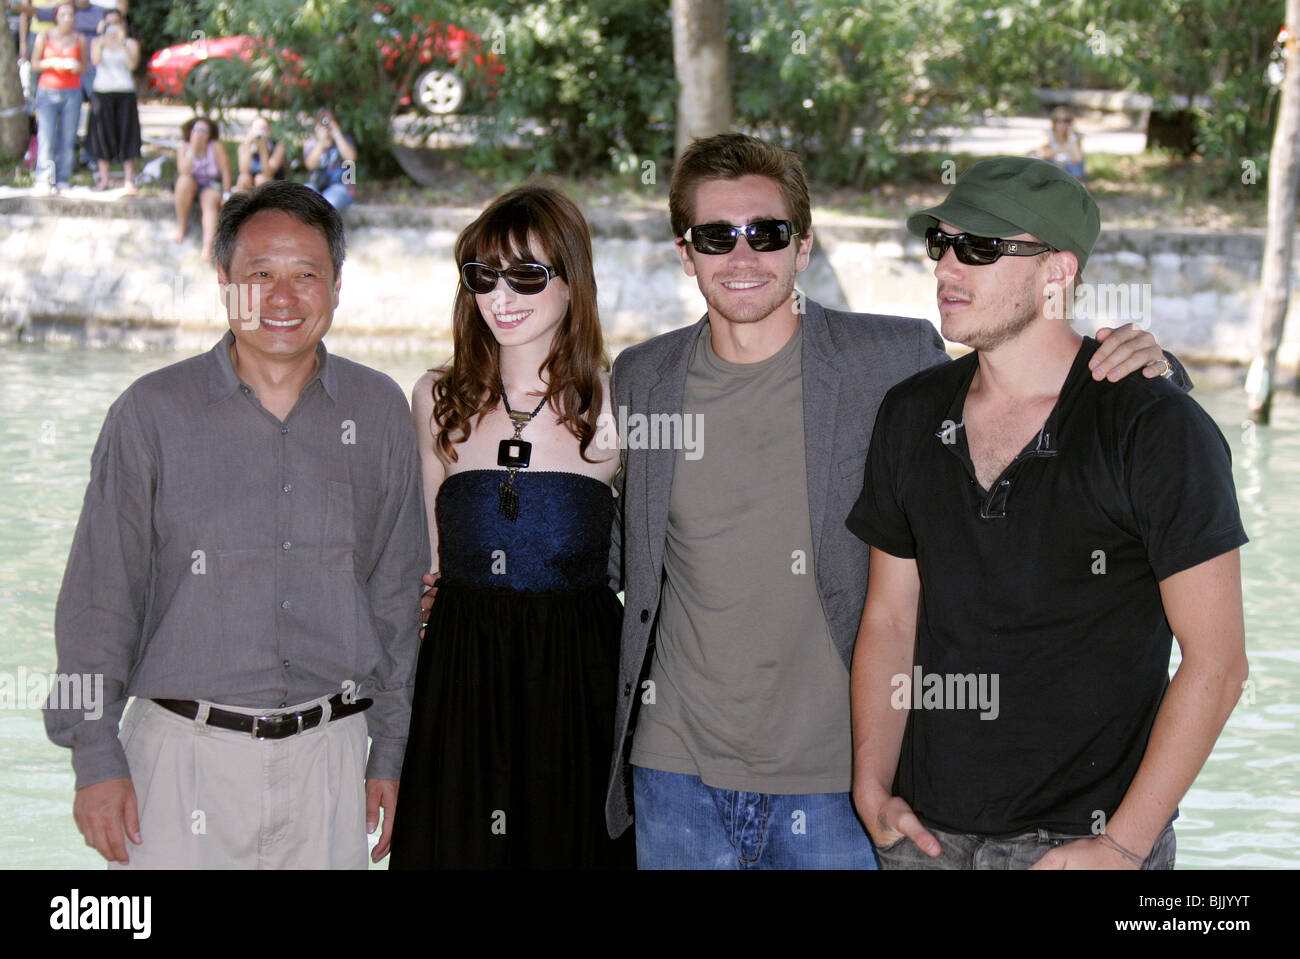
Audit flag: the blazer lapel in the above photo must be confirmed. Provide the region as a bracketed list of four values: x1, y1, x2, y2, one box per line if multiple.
[801, 300, 841, 556]
[641, 316, 703, 578]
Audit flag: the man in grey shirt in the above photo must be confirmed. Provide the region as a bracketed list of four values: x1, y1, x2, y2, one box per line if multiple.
[45, 181, 428, 868]
[606, 133, 1175, 869]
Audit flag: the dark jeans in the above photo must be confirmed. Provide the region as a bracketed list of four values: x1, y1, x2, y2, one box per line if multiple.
[877, 821, 1176, 870]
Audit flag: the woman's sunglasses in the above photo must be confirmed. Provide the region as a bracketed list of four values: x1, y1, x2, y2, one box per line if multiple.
[461, 261, 560, 295]
[924, 227, 1055, 266]
[682, 219, 798, 255]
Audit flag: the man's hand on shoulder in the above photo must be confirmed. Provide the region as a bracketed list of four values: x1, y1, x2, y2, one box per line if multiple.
[73, 777, 140, 865]
[366, 778, 399, 863]
[1091, 323, 1173, 382]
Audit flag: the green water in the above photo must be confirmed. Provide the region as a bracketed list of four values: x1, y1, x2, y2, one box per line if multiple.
[1, 342, 1297, 868]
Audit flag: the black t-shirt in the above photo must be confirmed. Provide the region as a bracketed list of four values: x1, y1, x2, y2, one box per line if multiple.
[846, 337, 1247, 837]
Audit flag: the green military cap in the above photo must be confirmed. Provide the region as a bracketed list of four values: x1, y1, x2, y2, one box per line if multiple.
[906, 156, 1101, 270]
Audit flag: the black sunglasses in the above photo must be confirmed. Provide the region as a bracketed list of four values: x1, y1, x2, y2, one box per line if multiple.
[924, 227, 1054, 266]
[682, 219, 798, 255]
[461, 261, 560, 295]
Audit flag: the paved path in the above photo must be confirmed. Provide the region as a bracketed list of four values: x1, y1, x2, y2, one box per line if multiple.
[135, 101, 1148, 155]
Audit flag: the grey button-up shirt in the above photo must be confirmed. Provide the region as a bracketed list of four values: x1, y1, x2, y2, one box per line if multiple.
[45, 332, 429, 787]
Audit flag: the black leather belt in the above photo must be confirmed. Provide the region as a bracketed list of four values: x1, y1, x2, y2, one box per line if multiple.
[152, 693, 373, 740]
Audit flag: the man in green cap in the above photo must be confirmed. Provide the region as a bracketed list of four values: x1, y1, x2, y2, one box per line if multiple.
[846, 156, 1248, 869]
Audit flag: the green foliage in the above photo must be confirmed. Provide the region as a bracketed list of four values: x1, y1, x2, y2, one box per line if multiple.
[917, 0, 1285, 187]
[458, 1, 675, 180]
[158, 0, 1287, 191]
[177, 0, 475, 181]
[176, 0, 674, 182]
[732, 1, 980, 186]
[1105, 0, 1284, 184]
[129, 0, 201, 63]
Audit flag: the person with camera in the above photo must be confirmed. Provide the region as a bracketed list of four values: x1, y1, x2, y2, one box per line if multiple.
[88, 5, 138, 193]
[303, 110, 357, 211]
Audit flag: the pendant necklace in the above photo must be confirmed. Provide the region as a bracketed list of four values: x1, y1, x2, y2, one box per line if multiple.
[496, 380, 547, 522]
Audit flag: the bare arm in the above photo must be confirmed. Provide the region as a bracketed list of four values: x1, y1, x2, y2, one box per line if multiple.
[124, 37, 139, 71]
[331, 126, 357, 163]
[850, 546, 941, 857]
[1064, 132, 1084, 164]
[29, 31, 47, 70]
[265, 139, 286, 177]
[1032, 550, 1247, 869]
[90, 35, 102, 66]
[176, 142, 193, 176]
[236, 137, 254, 177]
[303, 135, 324, 171]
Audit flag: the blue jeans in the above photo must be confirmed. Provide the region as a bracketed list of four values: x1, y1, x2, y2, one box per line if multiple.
[35, 85, 81, 187]
[632, 765, 878, 870]
[306, 181, 354, 211]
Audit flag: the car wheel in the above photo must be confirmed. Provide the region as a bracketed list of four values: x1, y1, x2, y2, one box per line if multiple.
[413, 65, 466, 115]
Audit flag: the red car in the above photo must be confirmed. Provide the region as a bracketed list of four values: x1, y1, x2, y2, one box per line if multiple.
[146, 21, 502, 115]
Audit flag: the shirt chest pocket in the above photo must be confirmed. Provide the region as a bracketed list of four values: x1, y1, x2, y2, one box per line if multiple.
[323, 480, 381, 573]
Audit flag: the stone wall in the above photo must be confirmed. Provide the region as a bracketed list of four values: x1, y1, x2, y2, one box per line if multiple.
[2, 196, 1297, 368]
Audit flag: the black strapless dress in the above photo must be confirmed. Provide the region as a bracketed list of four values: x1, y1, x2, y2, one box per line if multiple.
[390, 470, 634, 869]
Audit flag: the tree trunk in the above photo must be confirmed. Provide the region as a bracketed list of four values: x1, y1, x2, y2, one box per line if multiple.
[672, 0, 731, 160]
[0, 27, 28, 160]
[1249, 0, 1300, 424]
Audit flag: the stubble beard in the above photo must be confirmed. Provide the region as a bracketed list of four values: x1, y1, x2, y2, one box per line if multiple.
[705, 272, 797, 328]
[945, 286, 1040, 353]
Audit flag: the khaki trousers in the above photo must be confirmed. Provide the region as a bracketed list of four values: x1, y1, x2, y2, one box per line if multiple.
[108, 696, 369, 869]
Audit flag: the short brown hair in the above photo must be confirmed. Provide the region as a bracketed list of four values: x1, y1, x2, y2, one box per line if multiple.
[669, 133, 811, 240]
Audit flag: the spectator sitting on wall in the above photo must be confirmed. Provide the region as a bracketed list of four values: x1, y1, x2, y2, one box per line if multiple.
[303, 110, 357, 211]
[173, 115, 231, 260]
[234, 115, 287, 193]
[1037, 107, 1085, 180]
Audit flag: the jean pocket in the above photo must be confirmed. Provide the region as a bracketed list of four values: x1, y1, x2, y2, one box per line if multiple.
[876, 834, 910, 854]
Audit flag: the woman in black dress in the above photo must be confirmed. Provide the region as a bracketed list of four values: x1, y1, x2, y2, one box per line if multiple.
[390, 184, 633, 869]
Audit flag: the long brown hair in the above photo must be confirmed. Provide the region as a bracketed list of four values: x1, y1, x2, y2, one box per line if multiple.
[432, 183, 608, 461]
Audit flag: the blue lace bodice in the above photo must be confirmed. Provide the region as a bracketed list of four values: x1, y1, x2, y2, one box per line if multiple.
[435, 470, 614, 591]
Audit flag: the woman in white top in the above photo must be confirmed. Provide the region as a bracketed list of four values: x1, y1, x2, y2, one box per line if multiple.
[88, 8, 140, 194]
[1038, 106, 1086, 180]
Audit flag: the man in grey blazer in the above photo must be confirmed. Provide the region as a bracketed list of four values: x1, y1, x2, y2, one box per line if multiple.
[604, 133, 1172, 869]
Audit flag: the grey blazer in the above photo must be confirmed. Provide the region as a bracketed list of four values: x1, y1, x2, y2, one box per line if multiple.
[604, 297, 949, 837]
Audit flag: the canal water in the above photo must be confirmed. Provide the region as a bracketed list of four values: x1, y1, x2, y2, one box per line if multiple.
[1, 342, 1296, 869]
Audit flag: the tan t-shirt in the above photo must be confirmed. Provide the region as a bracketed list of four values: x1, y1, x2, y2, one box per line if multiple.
[629, 319, 852, 793]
